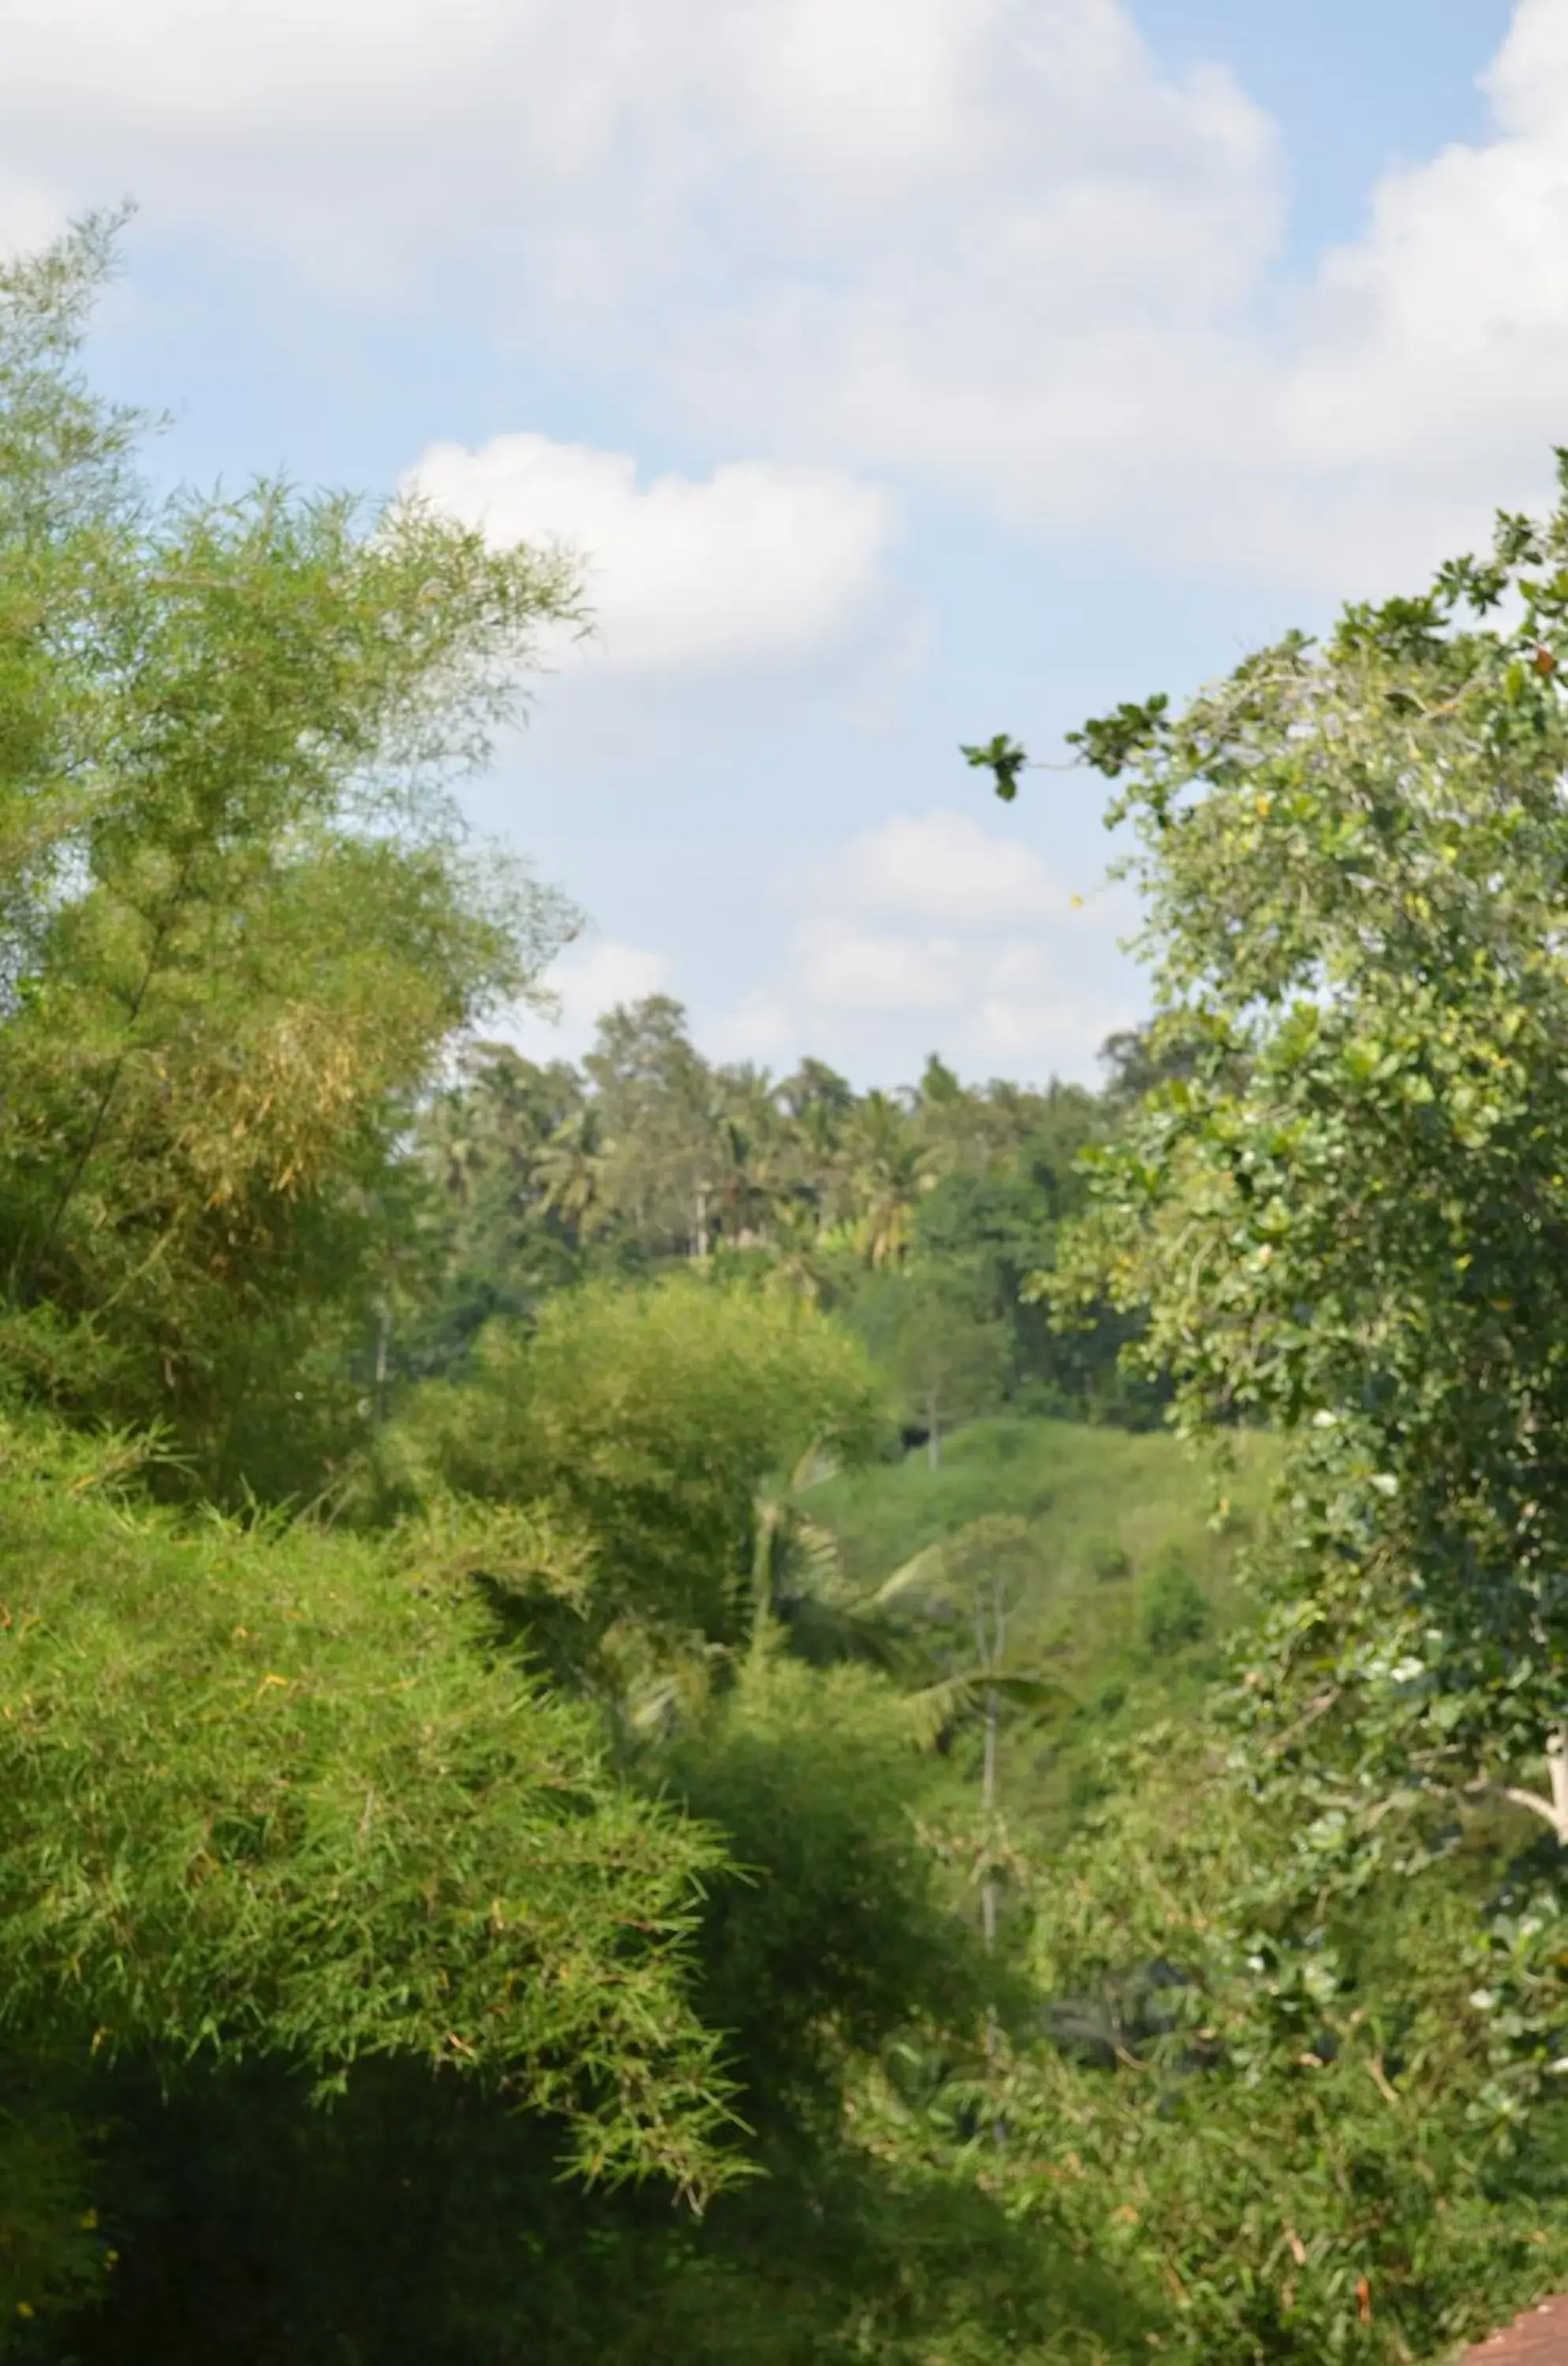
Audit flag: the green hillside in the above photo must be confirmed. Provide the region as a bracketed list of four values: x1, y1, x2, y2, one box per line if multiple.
[812, 1414, 1279, 1830]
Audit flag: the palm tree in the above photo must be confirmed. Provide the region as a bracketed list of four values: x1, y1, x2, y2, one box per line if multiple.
[620, 1444, 883, 1741]
[741, 1443, 910, 1668]
[759, 1192, 830, 1302]
[841, 1090, 934, 1269]
[420, 1086, 487, 1207]
[535, 1106, 610, 1241]
[874, 1515, 1066, 1947]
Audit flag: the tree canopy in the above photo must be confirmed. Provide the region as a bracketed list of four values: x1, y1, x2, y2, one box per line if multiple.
[1062, 467, 1568, 1842]
[0, 218, 580, 1498]
[914, 461, 1568, 2360]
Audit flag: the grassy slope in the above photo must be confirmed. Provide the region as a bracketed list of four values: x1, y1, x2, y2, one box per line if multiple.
[809, 1415, 1278, 1838]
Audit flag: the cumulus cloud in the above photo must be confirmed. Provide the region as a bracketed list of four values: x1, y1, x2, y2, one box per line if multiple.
[708, 812, 1139, 1083]
[816, 810, 1067, 931]
[506, 935, 674, 1062]
[407, 434, 897, 677]
[10, 0, 1568, 592]
[0, 1, 1283, 453]
[668, 0, 1568, 588]
[1259, 0, 1568, 561]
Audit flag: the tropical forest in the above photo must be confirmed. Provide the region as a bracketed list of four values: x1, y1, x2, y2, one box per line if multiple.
[12, 215, 1568, 2366]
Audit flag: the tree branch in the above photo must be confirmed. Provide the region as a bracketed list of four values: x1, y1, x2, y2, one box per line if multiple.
[1467, 1778, 1564, 1834]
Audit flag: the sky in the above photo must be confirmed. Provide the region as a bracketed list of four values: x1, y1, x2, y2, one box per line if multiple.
[7, 0, 1560, 1086]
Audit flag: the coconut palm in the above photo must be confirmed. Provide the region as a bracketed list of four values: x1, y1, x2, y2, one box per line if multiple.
[875, 1515, 1067, 1946]
[535, 1105, 611, 1241]
[841, 1090, 935, 1269]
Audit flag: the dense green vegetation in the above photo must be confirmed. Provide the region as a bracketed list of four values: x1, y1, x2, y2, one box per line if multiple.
[399, 1007, 1152, 1437]
[810, 1415, 1275, 1839]
[11, 217, 1568, 2363]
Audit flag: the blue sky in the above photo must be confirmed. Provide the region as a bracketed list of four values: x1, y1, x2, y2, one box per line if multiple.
[8, 0, 1559, 1084]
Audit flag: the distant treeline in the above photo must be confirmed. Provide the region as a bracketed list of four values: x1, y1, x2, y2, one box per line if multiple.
[401, 998, 1169, 1440]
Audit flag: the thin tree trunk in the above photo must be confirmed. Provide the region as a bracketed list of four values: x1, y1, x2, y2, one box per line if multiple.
[1551, 1726, 1568, 1841]
[1483, 1724, 1568, 1841]
[373, 1304, 392, 1424]
[749, 1502, 778, 1660]
[980, 1680, 999, 1947]
[981, 1676, 1002, 2131]
[979, 1580, 1008, 2138]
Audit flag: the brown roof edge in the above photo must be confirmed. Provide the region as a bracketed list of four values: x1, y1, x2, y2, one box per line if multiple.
[1454, 2293, 1568, 2360]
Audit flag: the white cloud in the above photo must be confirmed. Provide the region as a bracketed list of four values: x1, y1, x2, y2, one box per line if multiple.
[1255, 0, 1568, 563]
[0, 5, 1276, 410]
[407, 434, 897, 677]
[593, 0, 1568, 588]
[557, 937, 673, 1019]
[808, 809, 1067, 930]
[505, 935, 674, 1062]
[663, 0, 1568, 589]
[0, 174, 69, 256]
[707, 812, 1139, 1082]
[11, 0, 1568, 592]
[790, 920, 966, 1017]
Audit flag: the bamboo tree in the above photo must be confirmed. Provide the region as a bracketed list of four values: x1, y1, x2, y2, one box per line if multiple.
[0, 223, 583, 1491]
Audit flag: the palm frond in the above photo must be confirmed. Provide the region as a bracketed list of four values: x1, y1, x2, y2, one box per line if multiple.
[902, 1666, 1073, 1750]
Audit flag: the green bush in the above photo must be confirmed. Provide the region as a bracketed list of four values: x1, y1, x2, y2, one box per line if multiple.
[0, 1409, 736, 2210]
[379, 1273, 879, 1645]
[1014, 1722, 1568, 2364]
[1139, 1547, 1209, 1653]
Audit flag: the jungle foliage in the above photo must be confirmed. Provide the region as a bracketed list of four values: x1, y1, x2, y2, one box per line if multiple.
[13, 215, 1568, 2365]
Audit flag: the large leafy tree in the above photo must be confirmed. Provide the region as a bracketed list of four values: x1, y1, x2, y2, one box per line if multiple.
[927, 460, 1568, 2361]
[582, 995, 724, 1259]
[954, 461, 1568, 2360]
[65, 1644, 1134, 2366]
[0, 1413, 734, 2179]
[1002, 1711, 1568, 2366]
[1055, 469, 1568, 1838]
[0, 219, 581, 1496]
[847, 1263, 1010, 1466]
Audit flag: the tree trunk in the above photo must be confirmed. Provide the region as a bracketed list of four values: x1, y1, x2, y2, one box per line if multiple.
[980, 1681, 999, 1949]
[1551, 1726, 1568, 1841]
[926, 1390, 942, 1471]
[1488, 1725, 1568, 1842]
[981, 1681, 1002, 2133]
[373, 1304, 392, 1425]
